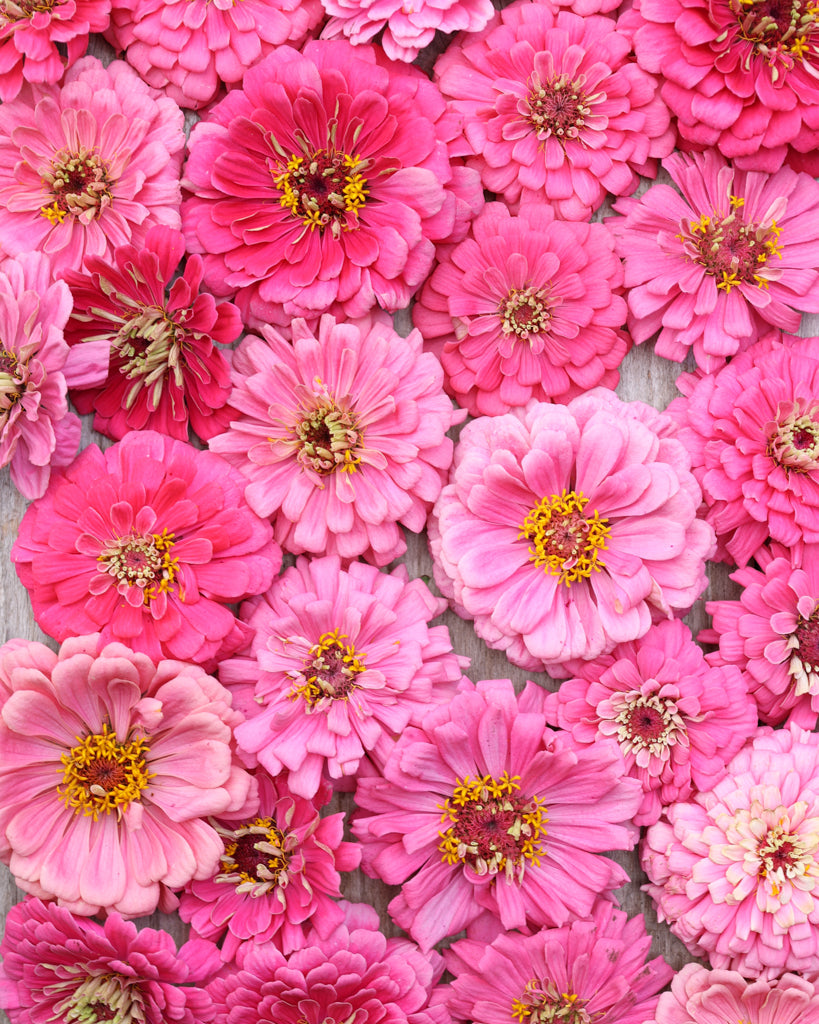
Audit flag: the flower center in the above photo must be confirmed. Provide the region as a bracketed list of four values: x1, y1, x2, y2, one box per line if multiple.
[769, 403, 819, 471]
[500, 286, 552, 341]
[58, 724, 152, 821]
[0, 0, 63, 21]
[757, 822, 812, 895]
[438, 772, 548, 882]
[97, 529, 180, 604]
[290, 630, 367, 707]
[732, 0, 819, 62]
[526, 74, 597, 142]
[51, 973, 145, 1024]
[0, 348, 23, 414]
[217, 816, 292, 895]
[274, 149, 369, 236]
[519, 490, 610, 586]
[609, 691, 685, 758]
[292, 391, 363, 476]
[110, 307, 186, 411]
[512, 983, 593, 1024]
[40, 148, 114, 225]
[787, 610, 819, 695]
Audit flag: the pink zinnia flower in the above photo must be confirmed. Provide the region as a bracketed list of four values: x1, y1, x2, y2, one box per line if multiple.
[611, 150, 819, 372]
[543, 619, 756, 827]
[413, 201, 629, 417]
[63, 225, 241, 443]
[704, 541, 819, 726]
[11, 431, 280, 668]
[0, 57, 184, 277]
[209, 315, 460, 567]
[220, 554, 467, 797]
[434, 3, 674, 221]
[627, 0, 819, 173]
[354, 678, 642, 952]
[0, 898, 218, 1024]
[0, 0, 110, 101]
[440, 902, 672, 1024]
[0, 250, 107, 500]
[179, 773, 361, 962]
[669, 334, 819, 565]
[642, 722, 819, 980]
[182, 40, 481, 329]
[430, 390, 714, 670]
[0, 634, 256, 917]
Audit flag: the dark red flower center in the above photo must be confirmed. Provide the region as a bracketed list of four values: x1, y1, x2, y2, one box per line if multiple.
[219, 816, 291, 893]
[0, 0, 62, 21]
[110, 307, 187, 410]
[500, 286, 552, 341]
[294, 397, 363, 476]
[520, 491, 610, 586]
[98, 529, 180, 603]
[681, 199, 781, 293]
[757, 822, 809, 895]
[58, 724, 151, 820]
[625, 703, 667, 742]
[40, 147, 114, 225]
[274, 148, 369, 236]
[52, 973, 144, 1024]
[769, 405, 819, 471]
[796, 615, 819, 665]
[527, 74, 592, 141]
[291, 630, 367, 707]
[731, 0, 819, 61]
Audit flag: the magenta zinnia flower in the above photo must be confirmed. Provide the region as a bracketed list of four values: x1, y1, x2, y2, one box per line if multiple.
[643, 722, 819, 980]
[430, 391, 714, 670]
[11, 431, 280, 668]
[64, 225, 241, 443]
[209, 315, 460, 566]
[0, 57, 184, 277]
[0, 898, 217, 1024]
[354, 678, 642, 951]
[182, 40, 480, 329]
[0, 634, 256, 917]
[611, 150, 819, 371]
[413, 201, 629, 416]
[440, 902, 672, 1024]
[434, 3, 674, 221]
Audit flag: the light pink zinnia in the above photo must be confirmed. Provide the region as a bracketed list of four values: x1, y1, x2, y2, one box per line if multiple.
[440, 902, 672, 1024]
[11, 430, 280, 669]
[179, 773, 361, 962]
[0, 250, 107, 499]
[704, 541, 819, 726]
[182, 40, 481, 329]
[354, 678, 642, 952]
[642, 722, 819, 980]
[63, 225, 241, 443]
[106, 0, 323, 110]
[611, 150, 819, 372]
[220, 554, 467, 797]
[430, 390, 714, 671]
[413, 201, 629, 417]
[543, 619, 756, 827]
[434, 3, 674, 221]
[0, 56, 184, 277]
[669, 334, 819, 565]
[209, 315, 461, 567]
[0, 898, 218, 1024]
[626, 0, 819, 173]
[0, 634, 256, 917]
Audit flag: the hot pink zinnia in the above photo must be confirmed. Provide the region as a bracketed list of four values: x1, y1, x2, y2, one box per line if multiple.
[611, 150, 819, 371]
[209, 315, 460, 567]
[430, 390, 714, 671]
[0, 898, 218, 1024]
[0, 57, 184, 277]
[440, 902, 672, 1024]
[354, 678, 642, 952]
[0, 634, 256, 917]
[543, 619, 756, 827]
[63, 225, 241, 443]
[642, 722, 819, 980]
[669, 334, 819, 566]
[220, 554, 467, 797]
[413, 201, 629, 416]
[182, 40, 481, 329]
[11, 431, 280, 668]
[434, 3, 674, 221]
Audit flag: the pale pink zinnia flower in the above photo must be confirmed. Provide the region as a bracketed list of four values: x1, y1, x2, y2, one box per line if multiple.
[642, 722, 819, 980]
[11, 431, 281, 669]
[543, 619, 756, 827]
[209, 315, 461, 567]
[413, 201, 629, 417]
[440, 902, 672, 1024]
[0, 898, 218, 1024]
[106, 0, 323, 110]
[0, 634, 257, 917]
[705, 541, 819, 726]
[611, 150, 819, 371]
[434, 3, 674, 221]
[220, 554, 467, 797]
[430, 390, 715, 671]
[354, 679, 642, 952]
[182, 41, 481, 329]
[179, 773, 361, 962]
[63, 225, 241, 443]
[669, 334, 819, 565]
